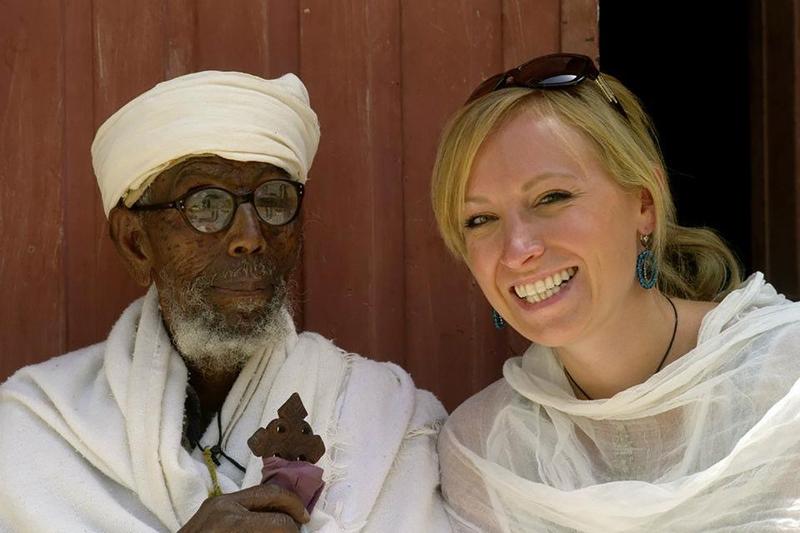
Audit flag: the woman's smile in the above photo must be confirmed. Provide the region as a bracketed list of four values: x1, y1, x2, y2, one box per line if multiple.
[511, 266, 577, 303]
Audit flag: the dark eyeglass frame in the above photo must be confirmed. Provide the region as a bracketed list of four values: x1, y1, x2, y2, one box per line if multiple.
[130, 178, 305, 234]
[465, 53, 628, 120]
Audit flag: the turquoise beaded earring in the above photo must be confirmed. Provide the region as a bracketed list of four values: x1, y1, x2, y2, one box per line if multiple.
[491, 309, 506, 329]
[636, 233, 658, 289]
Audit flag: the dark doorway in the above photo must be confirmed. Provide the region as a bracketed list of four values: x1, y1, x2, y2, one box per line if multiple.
[599, 2, 752, 273]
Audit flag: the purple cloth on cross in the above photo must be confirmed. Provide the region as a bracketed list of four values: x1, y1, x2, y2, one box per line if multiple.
[260, 456, 325, 513]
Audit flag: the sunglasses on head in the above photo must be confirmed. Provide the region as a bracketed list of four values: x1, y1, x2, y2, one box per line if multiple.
[465, 53, 628, 119]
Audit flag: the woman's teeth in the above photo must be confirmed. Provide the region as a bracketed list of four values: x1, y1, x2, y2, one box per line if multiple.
[513, 267, 577, 303]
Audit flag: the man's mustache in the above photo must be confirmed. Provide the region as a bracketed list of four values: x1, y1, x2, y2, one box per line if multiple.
[191, 258, 279, 289]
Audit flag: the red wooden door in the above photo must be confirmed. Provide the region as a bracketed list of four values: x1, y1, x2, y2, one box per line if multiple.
[0, 0, 598, 411]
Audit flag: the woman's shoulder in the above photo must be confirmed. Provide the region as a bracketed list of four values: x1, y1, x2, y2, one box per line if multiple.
[694, 273, 799, 340]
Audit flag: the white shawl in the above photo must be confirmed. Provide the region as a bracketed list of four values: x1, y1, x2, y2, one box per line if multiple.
[0, 288, 450, 532]
[439, 273, 800, 532]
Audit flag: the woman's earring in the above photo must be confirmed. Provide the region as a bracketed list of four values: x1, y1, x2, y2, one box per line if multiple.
[636, 233, 658, 289]
[491, 309, 506, 329]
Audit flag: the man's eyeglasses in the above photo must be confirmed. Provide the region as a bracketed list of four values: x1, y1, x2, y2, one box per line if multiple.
[465, 53, 627, 119]
[131, 179, 304, 234]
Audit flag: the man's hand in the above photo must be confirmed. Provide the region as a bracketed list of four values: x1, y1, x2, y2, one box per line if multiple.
[178, 483, 310, 533]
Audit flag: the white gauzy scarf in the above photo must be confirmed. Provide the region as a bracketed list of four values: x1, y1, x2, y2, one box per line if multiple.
[0, 287, 449, 532]
[439, 273, 800, 532]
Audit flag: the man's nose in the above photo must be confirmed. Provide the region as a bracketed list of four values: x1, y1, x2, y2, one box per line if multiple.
[500, 216, 545, 269]
[225, 204, 267, 256]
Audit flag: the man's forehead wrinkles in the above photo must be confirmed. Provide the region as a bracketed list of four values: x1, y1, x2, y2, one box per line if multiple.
[160, 159, 278, 193]
[175, 159, 284, 180]
[175, 158, 239, 179]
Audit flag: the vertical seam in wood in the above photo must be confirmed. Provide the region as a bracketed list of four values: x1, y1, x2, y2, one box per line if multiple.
[500, 0, 505, 67]
[761, 0, 771, 275]
[558, 0, 563, 51]
[161, 0, 167, 78]
[297, 1, 303, 77]
[397, 0, 406, 367]
[60, 0, 68, 354]
[91, 0, 100, 341]
[295, 0, 304, 329]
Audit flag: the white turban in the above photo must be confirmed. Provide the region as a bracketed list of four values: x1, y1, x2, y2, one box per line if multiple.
[91, 71, 320, 217]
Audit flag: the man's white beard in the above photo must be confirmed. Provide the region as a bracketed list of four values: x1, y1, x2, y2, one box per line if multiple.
[158, 262, 292, 376]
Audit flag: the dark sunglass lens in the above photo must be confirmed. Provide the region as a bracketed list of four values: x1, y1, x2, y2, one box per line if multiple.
[466, 73, 505, 103]
[516, 54, 591, 88]
[537, 73, 581, 86]
[184, 189, 235, 233]
[254, 181, 299, 225]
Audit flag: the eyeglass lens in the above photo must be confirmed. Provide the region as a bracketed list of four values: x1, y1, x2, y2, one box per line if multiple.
[183, 181, 300, 233]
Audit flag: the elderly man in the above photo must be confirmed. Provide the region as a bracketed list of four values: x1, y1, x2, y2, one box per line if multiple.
[0, 72, 448, 532]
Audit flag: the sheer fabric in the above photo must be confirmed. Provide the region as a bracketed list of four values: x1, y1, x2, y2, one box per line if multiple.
[439, 273, 800, 532]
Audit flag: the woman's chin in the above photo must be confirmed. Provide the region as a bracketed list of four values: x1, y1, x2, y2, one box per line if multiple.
[515, 324, 579, 348]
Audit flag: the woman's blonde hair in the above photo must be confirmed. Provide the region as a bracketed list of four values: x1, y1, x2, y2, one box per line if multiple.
[431, 74, 741, 301]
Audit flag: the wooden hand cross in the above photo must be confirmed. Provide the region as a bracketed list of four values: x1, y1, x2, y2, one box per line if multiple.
[247, 393, 326, 464]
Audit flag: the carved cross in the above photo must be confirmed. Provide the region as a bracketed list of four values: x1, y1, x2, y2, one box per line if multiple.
[247, 393, 326, 464]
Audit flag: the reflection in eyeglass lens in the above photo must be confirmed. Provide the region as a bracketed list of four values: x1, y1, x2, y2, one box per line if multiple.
[255, 181, 297, 225]
[186, 189, 234, 232]
[182, 182, 300, 233]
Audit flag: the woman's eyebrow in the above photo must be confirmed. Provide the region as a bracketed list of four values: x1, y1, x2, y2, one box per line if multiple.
[520, 172, 577, 193]
[465, 172, 577, 204]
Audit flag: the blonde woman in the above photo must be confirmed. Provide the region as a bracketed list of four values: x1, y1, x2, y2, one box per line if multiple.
[432, 53, 800, 531]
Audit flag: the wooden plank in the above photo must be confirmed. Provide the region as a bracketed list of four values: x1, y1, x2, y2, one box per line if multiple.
[795, 0, 800, 297]
[63, 0, 99, 352]
[73, 0, 166, 349]
[299, 0, 404, 363]
[195, 0, 269, 74]
[751, 0, 800, 299]
[503, 0, 560, 68]
[560, 0, 598, 59]
[402, 0, 510, 411]
[0, 0, 66, 379]
[165, 0, 197, 78]
[264, 0, 300, 79]
[183, 0, 300, 77]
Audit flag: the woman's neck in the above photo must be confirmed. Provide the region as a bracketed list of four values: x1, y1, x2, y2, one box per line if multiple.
[555, 290, 707, 400]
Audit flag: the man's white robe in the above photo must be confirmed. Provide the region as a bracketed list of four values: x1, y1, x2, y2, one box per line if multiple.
[0, 288, 450, 532]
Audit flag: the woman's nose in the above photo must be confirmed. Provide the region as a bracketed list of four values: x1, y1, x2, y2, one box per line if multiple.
[499, 217, 545, 269]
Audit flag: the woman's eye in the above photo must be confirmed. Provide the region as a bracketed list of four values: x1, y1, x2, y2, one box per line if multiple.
[465, 214, 492, 228]
[537, 191, 573, 205]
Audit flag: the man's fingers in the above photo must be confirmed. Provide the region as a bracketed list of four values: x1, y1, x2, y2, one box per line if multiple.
[239, 511, 301, 532]
[231, 483, 310, 524]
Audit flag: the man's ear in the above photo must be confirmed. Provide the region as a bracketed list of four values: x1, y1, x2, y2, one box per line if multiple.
[109, 206, 154, 287]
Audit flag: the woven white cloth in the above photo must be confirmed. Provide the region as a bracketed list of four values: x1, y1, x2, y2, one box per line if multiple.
[439, 273, 800, 532]
[0, 287, 449, 532]
[91, 71, 320, 216]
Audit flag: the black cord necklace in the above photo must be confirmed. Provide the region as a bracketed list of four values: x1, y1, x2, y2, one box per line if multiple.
[564, 296, 678, 401]
[189, 408, 247, 473]
[209, 414, 247, 473]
